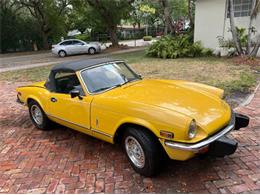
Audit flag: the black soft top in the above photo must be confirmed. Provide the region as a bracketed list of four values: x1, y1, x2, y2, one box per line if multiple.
[51, 58, 121, 72]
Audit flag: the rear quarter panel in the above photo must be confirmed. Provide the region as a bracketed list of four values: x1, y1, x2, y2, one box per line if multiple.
[16, 85, 50, 113]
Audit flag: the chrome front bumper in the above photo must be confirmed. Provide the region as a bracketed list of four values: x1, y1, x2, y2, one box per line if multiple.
[164, 112, 249, 152]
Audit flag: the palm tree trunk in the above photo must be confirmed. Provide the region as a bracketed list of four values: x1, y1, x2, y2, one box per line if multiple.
[250, 37, 260, 57]
[229, 0, 243, 55]
[247, 0, 256, 54]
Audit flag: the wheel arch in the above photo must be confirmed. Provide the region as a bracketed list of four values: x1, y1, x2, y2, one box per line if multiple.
[88, 47, 96, 53]
[113, 119, 160, 144]
[27, 96, 45, 110]
[58, 49, 67, 56]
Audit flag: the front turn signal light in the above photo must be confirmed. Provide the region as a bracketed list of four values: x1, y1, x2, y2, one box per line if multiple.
[160, 130, 174, 139]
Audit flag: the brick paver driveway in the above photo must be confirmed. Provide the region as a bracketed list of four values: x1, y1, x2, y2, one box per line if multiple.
[0, 81, 259, 193]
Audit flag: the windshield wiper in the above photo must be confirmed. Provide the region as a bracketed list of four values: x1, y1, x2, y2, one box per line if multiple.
[92, 84, 123, 93]
[92, 77, 141, 93]
[121, 78, 140, 86]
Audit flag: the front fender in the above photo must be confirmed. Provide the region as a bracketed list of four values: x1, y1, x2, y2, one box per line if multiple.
[114, 116, 160, 139]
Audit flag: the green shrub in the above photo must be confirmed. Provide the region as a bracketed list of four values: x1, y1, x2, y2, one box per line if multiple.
[74, 33, 90, 42]
[146, 35, 213, 59]
[143, 36, 152, 41]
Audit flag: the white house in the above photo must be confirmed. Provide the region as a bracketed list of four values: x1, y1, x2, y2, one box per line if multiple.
[194, 0, 260, 56]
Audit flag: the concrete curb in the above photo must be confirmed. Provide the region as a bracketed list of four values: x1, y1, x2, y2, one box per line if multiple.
[237, 82, 260, 108]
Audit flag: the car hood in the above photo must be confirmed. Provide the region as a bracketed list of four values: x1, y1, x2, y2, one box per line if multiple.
[103, 79, 231, 133]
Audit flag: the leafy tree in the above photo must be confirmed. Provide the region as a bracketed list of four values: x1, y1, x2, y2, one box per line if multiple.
[85, 0, 134, 47]
[187, 0, 195, 30]
[160, 0, 175, 34]
[1, 0, 21, 52]
[130, 0, 156, 35]
[158, 0, 191, 34]
[18, 0, 71, 49]
[0, 0, 42, 52]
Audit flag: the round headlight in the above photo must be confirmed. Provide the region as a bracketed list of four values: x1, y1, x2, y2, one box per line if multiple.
[188, 119, 197, 139]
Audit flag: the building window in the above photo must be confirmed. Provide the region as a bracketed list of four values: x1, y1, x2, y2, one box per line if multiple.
[227, 0, 252, 17]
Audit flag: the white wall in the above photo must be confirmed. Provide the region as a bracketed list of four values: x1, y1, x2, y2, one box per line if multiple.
[224, 16, 260, 41]
[194, 0, 260, 56]
[194, 0, 226, 49]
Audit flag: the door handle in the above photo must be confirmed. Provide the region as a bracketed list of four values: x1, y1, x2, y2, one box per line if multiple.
[50, 97, 57, 102]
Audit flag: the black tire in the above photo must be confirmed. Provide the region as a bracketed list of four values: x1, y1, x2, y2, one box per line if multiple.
[28, 100, 52, 130]
[58, 50, 66, 57]
[122, 126, 162, 177]
[88, 47, 96, 55]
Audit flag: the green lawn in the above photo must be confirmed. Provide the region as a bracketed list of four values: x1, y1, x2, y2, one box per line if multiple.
[0, 50, 257, 97]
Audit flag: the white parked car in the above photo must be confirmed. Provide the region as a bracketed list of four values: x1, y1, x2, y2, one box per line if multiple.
[52, 39, 101, 57]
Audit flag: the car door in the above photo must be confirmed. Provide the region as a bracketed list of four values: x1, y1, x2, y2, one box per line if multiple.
[71, 40, 86, 54]
[48, 72, 93, 135]
[59, 40, 74, 55]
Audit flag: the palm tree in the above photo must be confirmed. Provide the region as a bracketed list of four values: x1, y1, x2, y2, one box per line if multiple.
[248, 0, 260, 56]
[228, 0, 243, 55]
[229, 0, 260, 57]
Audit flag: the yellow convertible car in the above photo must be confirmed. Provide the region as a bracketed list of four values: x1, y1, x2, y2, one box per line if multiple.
[16, 58, 249, 176]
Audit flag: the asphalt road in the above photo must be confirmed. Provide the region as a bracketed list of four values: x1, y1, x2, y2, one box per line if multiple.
[0, 39, 153, 72]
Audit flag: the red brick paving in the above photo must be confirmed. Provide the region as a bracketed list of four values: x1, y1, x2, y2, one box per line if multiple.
[0, 81, 259, 193]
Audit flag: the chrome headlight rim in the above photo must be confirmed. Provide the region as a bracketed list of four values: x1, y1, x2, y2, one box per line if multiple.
[188, 119, 197, 139]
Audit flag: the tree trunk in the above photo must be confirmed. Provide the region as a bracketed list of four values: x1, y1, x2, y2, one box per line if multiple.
[42, 32, 49, 50]
[188, 0, 194, 30]
[161, 0, 175, 34]
[250, 37, 260, 57]
[229, 0, 243, 55]
[247, 0, 256, 54]
[164, 25, 168, 35]
[109, 25, 119, 47]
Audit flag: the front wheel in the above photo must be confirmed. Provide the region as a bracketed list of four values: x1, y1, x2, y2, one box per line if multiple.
[122, 127, 162, 176]
[28, 100, 52, 130]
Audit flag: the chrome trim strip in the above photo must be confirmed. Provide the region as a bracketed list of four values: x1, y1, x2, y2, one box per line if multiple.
[92, 128, 113, 138]
[46, 113, 113, 138]
[46, 113, 91, 130]
[165, 113, 235, 152]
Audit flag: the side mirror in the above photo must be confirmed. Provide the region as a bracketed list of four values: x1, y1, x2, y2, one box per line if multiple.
[70, 89, 82, 99]
[138, 74, 142, 79]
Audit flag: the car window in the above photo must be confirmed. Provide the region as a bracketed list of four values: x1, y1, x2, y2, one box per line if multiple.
[81, 62, 140, 93]
[60, 41, 73, 46]
[72, 40, 84, 45]
[54, 72, 84, 95]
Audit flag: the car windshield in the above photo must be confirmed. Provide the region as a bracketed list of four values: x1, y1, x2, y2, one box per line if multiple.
[81, 62, 140, 93]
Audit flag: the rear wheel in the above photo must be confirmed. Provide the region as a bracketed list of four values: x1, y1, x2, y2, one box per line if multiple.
[88, 47, 96, 55]
[122, 127, 162, 176]
[58, 50, 66, 57]
[28, 100, 52, 130]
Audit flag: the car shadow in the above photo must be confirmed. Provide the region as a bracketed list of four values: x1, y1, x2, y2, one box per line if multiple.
[1, 111, 231, 193]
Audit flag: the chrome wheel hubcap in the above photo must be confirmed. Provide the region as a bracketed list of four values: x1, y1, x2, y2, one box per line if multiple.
[89, 48, 95, 54]
[31, 105, 43, 125]
[59, 51, 65, 57]
[125, 136, 145, 168]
